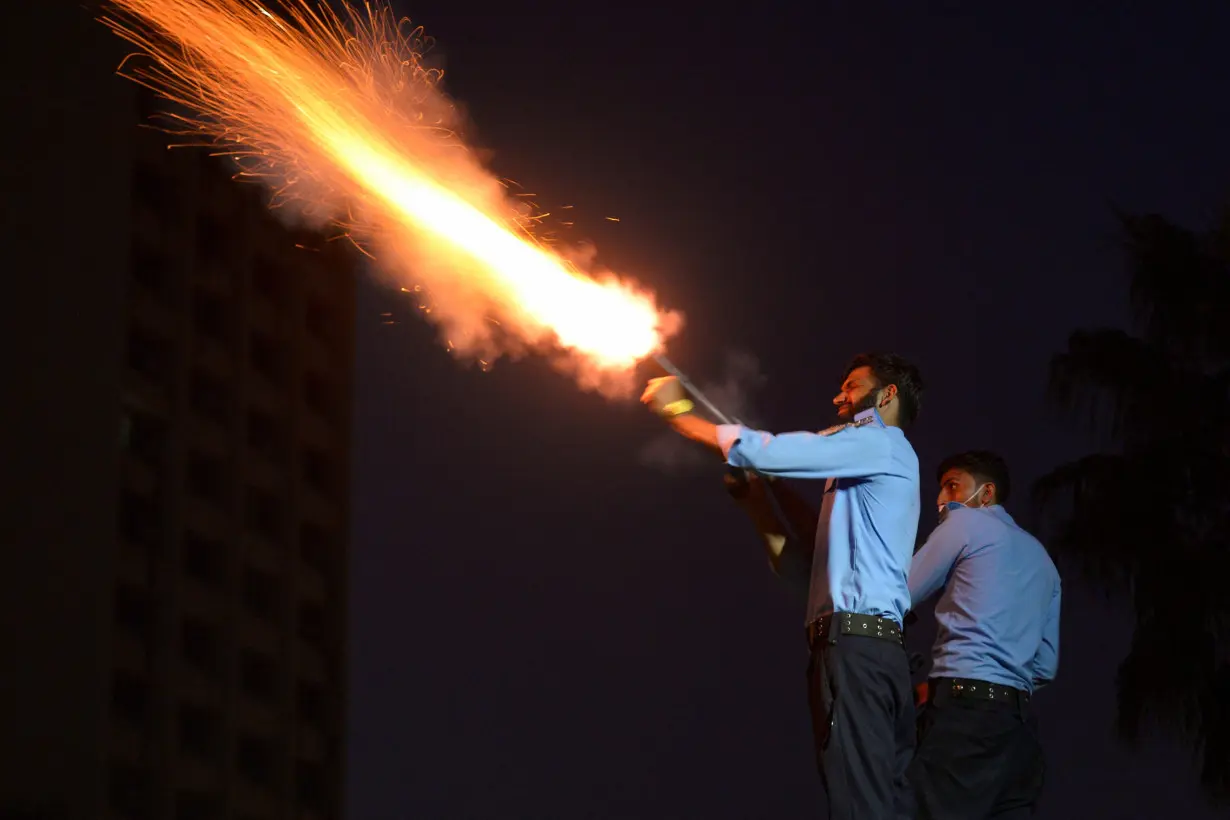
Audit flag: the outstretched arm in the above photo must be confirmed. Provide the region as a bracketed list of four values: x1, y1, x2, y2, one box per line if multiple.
[663, 412, 725, 453]
[641, 377, 893, 480]
[716, 424, 892, 479]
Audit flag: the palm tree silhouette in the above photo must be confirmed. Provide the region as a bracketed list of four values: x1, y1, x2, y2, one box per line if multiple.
[1034, 207, 1230, 804]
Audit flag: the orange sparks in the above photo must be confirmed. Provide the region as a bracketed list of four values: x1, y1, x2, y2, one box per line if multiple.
[100, 0, 681, 386]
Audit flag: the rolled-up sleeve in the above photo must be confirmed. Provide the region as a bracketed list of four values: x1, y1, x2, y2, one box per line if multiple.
[716, 424, 892, 479]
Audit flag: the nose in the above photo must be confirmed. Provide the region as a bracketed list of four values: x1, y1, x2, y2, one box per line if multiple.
[832, 391, 845, 406]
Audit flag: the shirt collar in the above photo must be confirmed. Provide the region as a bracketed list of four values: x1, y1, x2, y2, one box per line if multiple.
[986, 504, 1016, 526]
[942, 503, 1016, 527]
[853, 407, 885, 428]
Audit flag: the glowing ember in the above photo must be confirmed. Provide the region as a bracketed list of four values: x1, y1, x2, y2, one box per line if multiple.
[100, 0, 681, 388]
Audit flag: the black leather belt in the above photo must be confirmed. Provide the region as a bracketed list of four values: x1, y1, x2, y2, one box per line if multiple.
[806, 612, 903, 647]
[934, 676, 1030, 707]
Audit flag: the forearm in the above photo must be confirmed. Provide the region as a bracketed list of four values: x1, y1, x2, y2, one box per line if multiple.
[731, 479, 814, 577]
[665, 413, 723, 452]
[762, 480, 818, 547]
[731, 486, 790, 559]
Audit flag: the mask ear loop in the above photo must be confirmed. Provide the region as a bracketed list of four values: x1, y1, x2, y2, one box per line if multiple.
[965, 483, 988, 508]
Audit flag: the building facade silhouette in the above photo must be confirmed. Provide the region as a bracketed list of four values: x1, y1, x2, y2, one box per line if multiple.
[2, 3, 356, 818]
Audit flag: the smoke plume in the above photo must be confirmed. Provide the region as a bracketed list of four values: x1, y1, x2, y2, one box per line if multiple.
[637, 350, 768, 473]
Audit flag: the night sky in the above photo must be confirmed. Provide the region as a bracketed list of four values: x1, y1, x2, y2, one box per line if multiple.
[346, 3, 1230, 818]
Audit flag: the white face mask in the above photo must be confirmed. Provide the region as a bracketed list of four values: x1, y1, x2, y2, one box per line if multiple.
[938, 483, 988, 523]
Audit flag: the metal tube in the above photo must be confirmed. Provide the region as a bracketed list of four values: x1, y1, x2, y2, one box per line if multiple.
[652, 353, 738, 425]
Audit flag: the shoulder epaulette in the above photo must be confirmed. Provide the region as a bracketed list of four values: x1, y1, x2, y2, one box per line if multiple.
[816, 415, 876, 437]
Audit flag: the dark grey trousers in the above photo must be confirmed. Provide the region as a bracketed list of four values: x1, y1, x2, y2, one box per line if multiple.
[807, 633, 915, 819]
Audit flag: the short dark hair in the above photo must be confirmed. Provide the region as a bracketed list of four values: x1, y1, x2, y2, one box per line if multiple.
[936, 450, 1011, 505]
[844, 352, 924, 427]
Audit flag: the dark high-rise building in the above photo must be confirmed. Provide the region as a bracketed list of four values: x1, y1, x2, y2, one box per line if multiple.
[1, 4, 356, 818]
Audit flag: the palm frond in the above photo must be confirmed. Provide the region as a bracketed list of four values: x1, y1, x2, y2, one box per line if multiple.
[1118, 210, 1230, 364]
[1115, 626, 1230, 803]
[1114, 615, 1214, 745]
[1031, 453, 1154, 595]
[1046, 328, 1175, 440]
[1040, 202, 1230, 805]
[1198, 664, 1230, 801]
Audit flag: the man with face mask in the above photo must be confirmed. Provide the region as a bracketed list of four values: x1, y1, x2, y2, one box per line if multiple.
[907, 451, 1061, 819]
[643, 352, 924, 820]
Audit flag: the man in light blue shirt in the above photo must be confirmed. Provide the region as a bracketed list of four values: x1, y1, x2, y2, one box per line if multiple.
[643, 352, 924, 820]
[907, 450, 1061, 819]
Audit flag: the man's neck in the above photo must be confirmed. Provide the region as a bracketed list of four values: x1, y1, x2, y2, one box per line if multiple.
[855, 406, 901, 429]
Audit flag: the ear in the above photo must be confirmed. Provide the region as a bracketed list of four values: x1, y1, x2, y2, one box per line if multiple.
[878, 383, 898, 407]
[982, 483, 996, 505]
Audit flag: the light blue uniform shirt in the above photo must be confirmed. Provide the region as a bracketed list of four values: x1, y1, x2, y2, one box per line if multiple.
[716, 408, 921, 627]
[908, 505, 1061, 692]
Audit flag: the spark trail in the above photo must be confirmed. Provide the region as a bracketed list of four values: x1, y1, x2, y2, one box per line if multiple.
[101, 0, 681, 391]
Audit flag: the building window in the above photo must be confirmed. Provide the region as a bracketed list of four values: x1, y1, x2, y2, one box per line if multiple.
[194, 254, 235, 291]
[298, 601, 327, 651]
[301, 448, 337, 497]
[295, 759, 327, 811]
[109, 762, 154, 820]
[193, 288, 232, 345]
[183, 532, 225, 587]
[122, 408, 168, 468]
[175, 789, 222, 820]
[252, 257, 289, 309]
[131, 239, 175, 305]
[126, 325, 174, 387]
[114, 583, 154, 643]
[249, 330, 287, 386]
[242, 566, 281, 621]
[247, 407, 287, 465]
[236, 735, 277, 789]
[178, 702, 222, 763]
[132, 160, 174, 216]
[181, 617, 220, 678]
[111, 670, 150, 727]
[118, 489, 162, 550]
[186, 452, 230, 505]
[240, 648, 278, 702]
[322, 730, 343, 764]
[305, 296, 340, 350]
[245, 488, 284, 541]
[196, 213, 232, 265]
[189, 367, 233, 427]
[299, 521, 334, 576]
[303, 372, 340, 425]
[296, 680, 325, 725]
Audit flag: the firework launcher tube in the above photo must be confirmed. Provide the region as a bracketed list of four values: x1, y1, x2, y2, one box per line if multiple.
[652, 354, 738, 425]
[651, 354, 744, 486]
